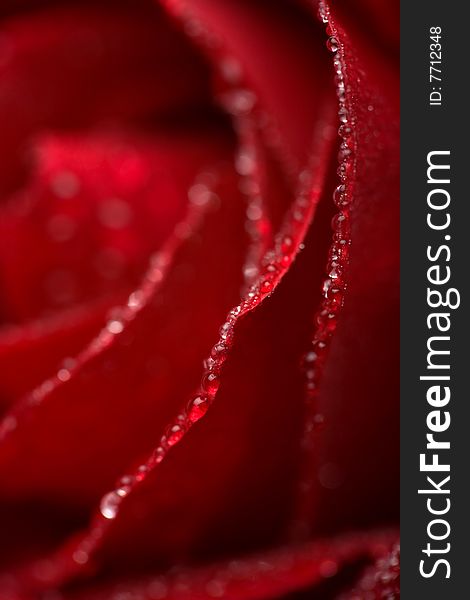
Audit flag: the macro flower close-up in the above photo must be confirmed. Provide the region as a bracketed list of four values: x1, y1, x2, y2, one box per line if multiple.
[0, 0, 399, 598]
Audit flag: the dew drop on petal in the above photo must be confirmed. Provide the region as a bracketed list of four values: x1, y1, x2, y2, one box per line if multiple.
[127, 290, 144, 309]
[338, 124, 352, 139]
[72, 549, 89, 565]
[338, 106, 349, 124]
[107, 319, 124, 335]
[202, 372, 220, 395]
[224, 89, 256, 115]
[219, 321, 233, 341]
[167, 424, 184, 446]
[187, 395, 210, 422]
[235, 151, 256, 176]
[281, 235, 293, 254]
[57, 368, 71, 382]
[318, 1, 330, 23]
[261, 279, 273, 294]
[326, 36, 339, 53]
[211, 342, 228, 360]
[100, 490, 124, 519]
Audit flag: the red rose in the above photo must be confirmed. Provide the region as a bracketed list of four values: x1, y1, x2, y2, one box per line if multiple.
[0, 0, 399, 598]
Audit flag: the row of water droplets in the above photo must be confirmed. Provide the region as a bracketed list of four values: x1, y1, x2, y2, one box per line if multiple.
[60, 202, 313, 583]
[14, 174, 221, 590]
[291, 0, 357, 536]
[95, 171, 317, 527]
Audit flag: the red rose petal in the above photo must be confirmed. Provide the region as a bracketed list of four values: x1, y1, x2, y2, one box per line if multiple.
[0, 296, 118, 413]
[19, 107, 336, 592]
[162, 0, 334, 171]
[0, 128, 227, 323]
[0, 0, 211, 196]
[0, 151, 248, 513]
[298, 1, 399, 535]
[56, 530, 397, 600]
[0, 0, 400, 596]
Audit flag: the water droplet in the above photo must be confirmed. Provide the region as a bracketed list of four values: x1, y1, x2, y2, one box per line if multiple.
[326, 37, 339, 53]
[167, 424, 184, 446]
[127, 291, 144, 309]
[337, 159, 353, 181]
[333, 184, 351, 208]
[281, 235, 293, 254]
[261, 279, 273, 293]
[204, 357, 217, 371]
[107, 319, 124, 335]
[100, 489, 127, 519]
[57, 368, 71, 382]
[118, 475, 135, 487]
[187, 395, 210, 422]
[223, 89, 256, 115]
[338, 124, 352, 139]
[246, 203, 262, 221]
[236, 151, 256, 176]
[338, 142, 352, 162]
[219, 321, 233, 341]
[338, 106, 349, 123]
[72, 549, 89, 565]
[202, 372, 220, 395]
[280, 254, 292, 268]
[211, 342, 228, 360]
[304, 351, 318, 364]
[152, 446, 165, 465]
[136, 465, 149, 481]
[318, 1, 330, 23]
[328, 265, 343, 281]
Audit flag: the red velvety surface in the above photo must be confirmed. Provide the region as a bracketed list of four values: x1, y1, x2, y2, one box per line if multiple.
[0, 0, 399, 598]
